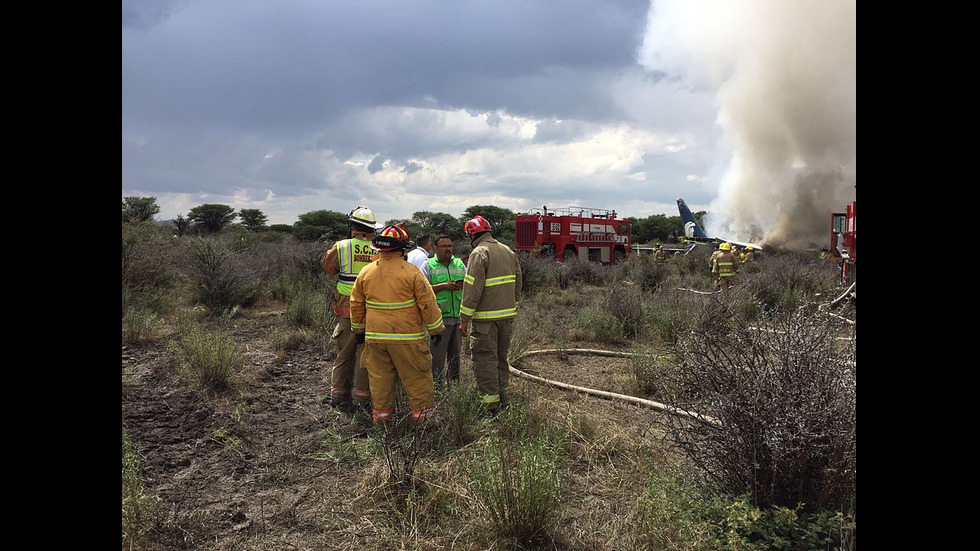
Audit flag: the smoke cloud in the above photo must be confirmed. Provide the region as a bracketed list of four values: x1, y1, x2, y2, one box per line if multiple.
[639, 0, 856, 249]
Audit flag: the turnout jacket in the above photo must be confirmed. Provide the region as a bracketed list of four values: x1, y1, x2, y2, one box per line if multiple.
[460, 233, 522, 322]
[711, 251, 739, 277]
[350, 252, 445, 343]
[322, 230, 375, 317]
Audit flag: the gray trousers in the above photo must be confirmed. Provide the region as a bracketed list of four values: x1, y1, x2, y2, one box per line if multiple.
[430, 317, 460, 383]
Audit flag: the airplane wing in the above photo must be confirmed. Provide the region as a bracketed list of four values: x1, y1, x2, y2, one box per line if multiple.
[664, 242, 697, 255]
[676, 197, 765, 251]
[631, 242, 697, 256]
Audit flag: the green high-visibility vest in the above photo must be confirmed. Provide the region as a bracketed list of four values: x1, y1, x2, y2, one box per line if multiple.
[336, 238, 374, 296]
[427, 255, 466, 318]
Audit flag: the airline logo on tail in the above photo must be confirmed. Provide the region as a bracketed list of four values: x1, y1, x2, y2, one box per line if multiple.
[677, 197, 709, 239]
[676, 197, 764, 251]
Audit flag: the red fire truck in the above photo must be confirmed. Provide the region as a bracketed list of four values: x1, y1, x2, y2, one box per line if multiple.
[514, 206, 632, 263]
[830, 201, 856, 285]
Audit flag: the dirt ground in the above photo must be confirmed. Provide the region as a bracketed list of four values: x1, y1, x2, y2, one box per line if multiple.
[122, 303, 666, 550]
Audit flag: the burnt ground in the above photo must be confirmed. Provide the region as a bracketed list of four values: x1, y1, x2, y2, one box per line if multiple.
[121, 302, 672, 551]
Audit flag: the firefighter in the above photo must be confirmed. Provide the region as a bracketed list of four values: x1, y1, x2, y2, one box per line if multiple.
[422, 235, 466, 384]
[653, 243, 668, 264]
[320, 205, 379, 413]
[459, 215, 523, 417]
[742, 245, 755, 263]
[711, 242, 739, 291]
[350, 224, 445, 427]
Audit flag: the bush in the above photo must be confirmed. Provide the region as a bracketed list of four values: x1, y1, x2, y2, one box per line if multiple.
[741, 251, 840, 315]
[122, 305, 163, 344]
[122, 222, 181, 313]
[168, 322, 243, 392]
[186, 237, 262, 316]
[517, 252, 555, 296]
[632, 465, 855, 550]
[655, 304, 856, 513]
[605, 284, 646, 339]
[625, 252, 671, 292]
[463, 433, 564, 548]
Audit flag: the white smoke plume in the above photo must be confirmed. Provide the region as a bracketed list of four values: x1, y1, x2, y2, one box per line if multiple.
[639, 0, 856, 249]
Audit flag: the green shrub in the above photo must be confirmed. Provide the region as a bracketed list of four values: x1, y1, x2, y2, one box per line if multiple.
[168, 322, 243, 392]
[627, 345, 661, 395]
[626, 252, 671, 292]
[122, 305, 163, 344]
[657, 305, 856, 513]
[463, 433, 564, 548]
[284, 285, 331, 331]
[186, 237, 262, 316]
[517, 252, 556, 296]
[605, 284, 646, 339]
[122, 222, 181, 313]
[573, 304, 623, 343]
[632, 467, 855, 550]
[433, 381, 482, 447]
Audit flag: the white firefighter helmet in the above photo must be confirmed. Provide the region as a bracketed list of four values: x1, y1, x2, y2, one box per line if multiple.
[348, 205, 379, 229]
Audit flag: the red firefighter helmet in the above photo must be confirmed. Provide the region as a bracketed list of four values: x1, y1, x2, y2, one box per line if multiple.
[464, 215, 492, 236]
[372, 224, 410, 252]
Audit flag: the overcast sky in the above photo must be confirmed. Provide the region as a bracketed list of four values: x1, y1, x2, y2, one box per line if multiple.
[122, 0, 855, 248]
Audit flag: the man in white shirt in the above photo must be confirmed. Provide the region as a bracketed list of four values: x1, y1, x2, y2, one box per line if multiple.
[406, 233, 433, 272]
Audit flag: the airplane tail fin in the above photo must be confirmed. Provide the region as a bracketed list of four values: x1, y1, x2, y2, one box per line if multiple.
[677, 198, 708, 239]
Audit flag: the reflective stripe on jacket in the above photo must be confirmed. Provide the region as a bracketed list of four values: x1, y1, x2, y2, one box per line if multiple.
[460, 233, 522, 322]
[711, 251, 738, 277]
[427, 255, 466, 318]
[350, 252, 445, 343]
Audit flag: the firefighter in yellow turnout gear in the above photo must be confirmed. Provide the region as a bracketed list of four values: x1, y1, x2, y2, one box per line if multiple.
[350, 225, 445, 426]
[458, 215, 522, 417]
[321, 205, 379, 412]
[710, 242, 740, 291]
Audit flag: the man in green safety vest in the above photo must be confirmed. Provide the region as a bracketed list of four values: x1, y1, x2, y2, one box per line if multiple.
[422, 235, 467, 384]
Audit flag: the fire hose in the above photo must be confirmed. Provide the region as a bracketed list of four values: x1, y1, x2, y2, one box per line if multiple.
[508, 348, 721, 427]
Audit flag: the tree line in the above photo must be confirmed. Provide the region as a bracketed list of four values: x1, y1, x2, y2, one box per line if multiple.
[122, 196, 705, 245]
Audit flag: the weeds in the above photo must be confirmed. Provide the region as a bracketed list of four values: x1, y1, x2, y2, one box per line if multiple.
[122, 305, 163, 344]
[168, 321, 243, 393]
[122, 427, 161, 548]
[462, 432, 564, 548]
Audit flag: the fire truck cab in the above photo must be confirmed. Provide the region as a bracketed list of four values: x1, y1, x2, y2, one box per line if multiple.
[514, 206, 632, 263]
[830, 201, 856, 286]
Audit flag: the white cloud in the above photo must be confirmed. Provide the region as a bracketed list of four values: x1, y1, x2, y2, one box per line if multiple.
[123, 0, 855, 246]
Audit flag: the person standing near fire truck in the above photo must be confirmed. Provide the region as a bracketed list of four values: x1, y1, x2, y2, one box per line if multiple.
[350, 224, 445, 427]
[459, 215, 522, 417]
[321, 205, 379, 413]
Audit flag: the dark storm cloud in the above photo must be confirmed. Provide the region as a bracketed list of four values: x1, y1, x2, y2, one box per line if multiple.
[122, 0, 651, 135]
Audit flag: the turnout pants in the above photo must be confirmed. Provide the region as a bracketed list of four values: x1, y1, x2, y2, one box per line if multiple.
[330, 317, 371, 405]
[469, 319, 513, 411]
[361, 340, 435, 424]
